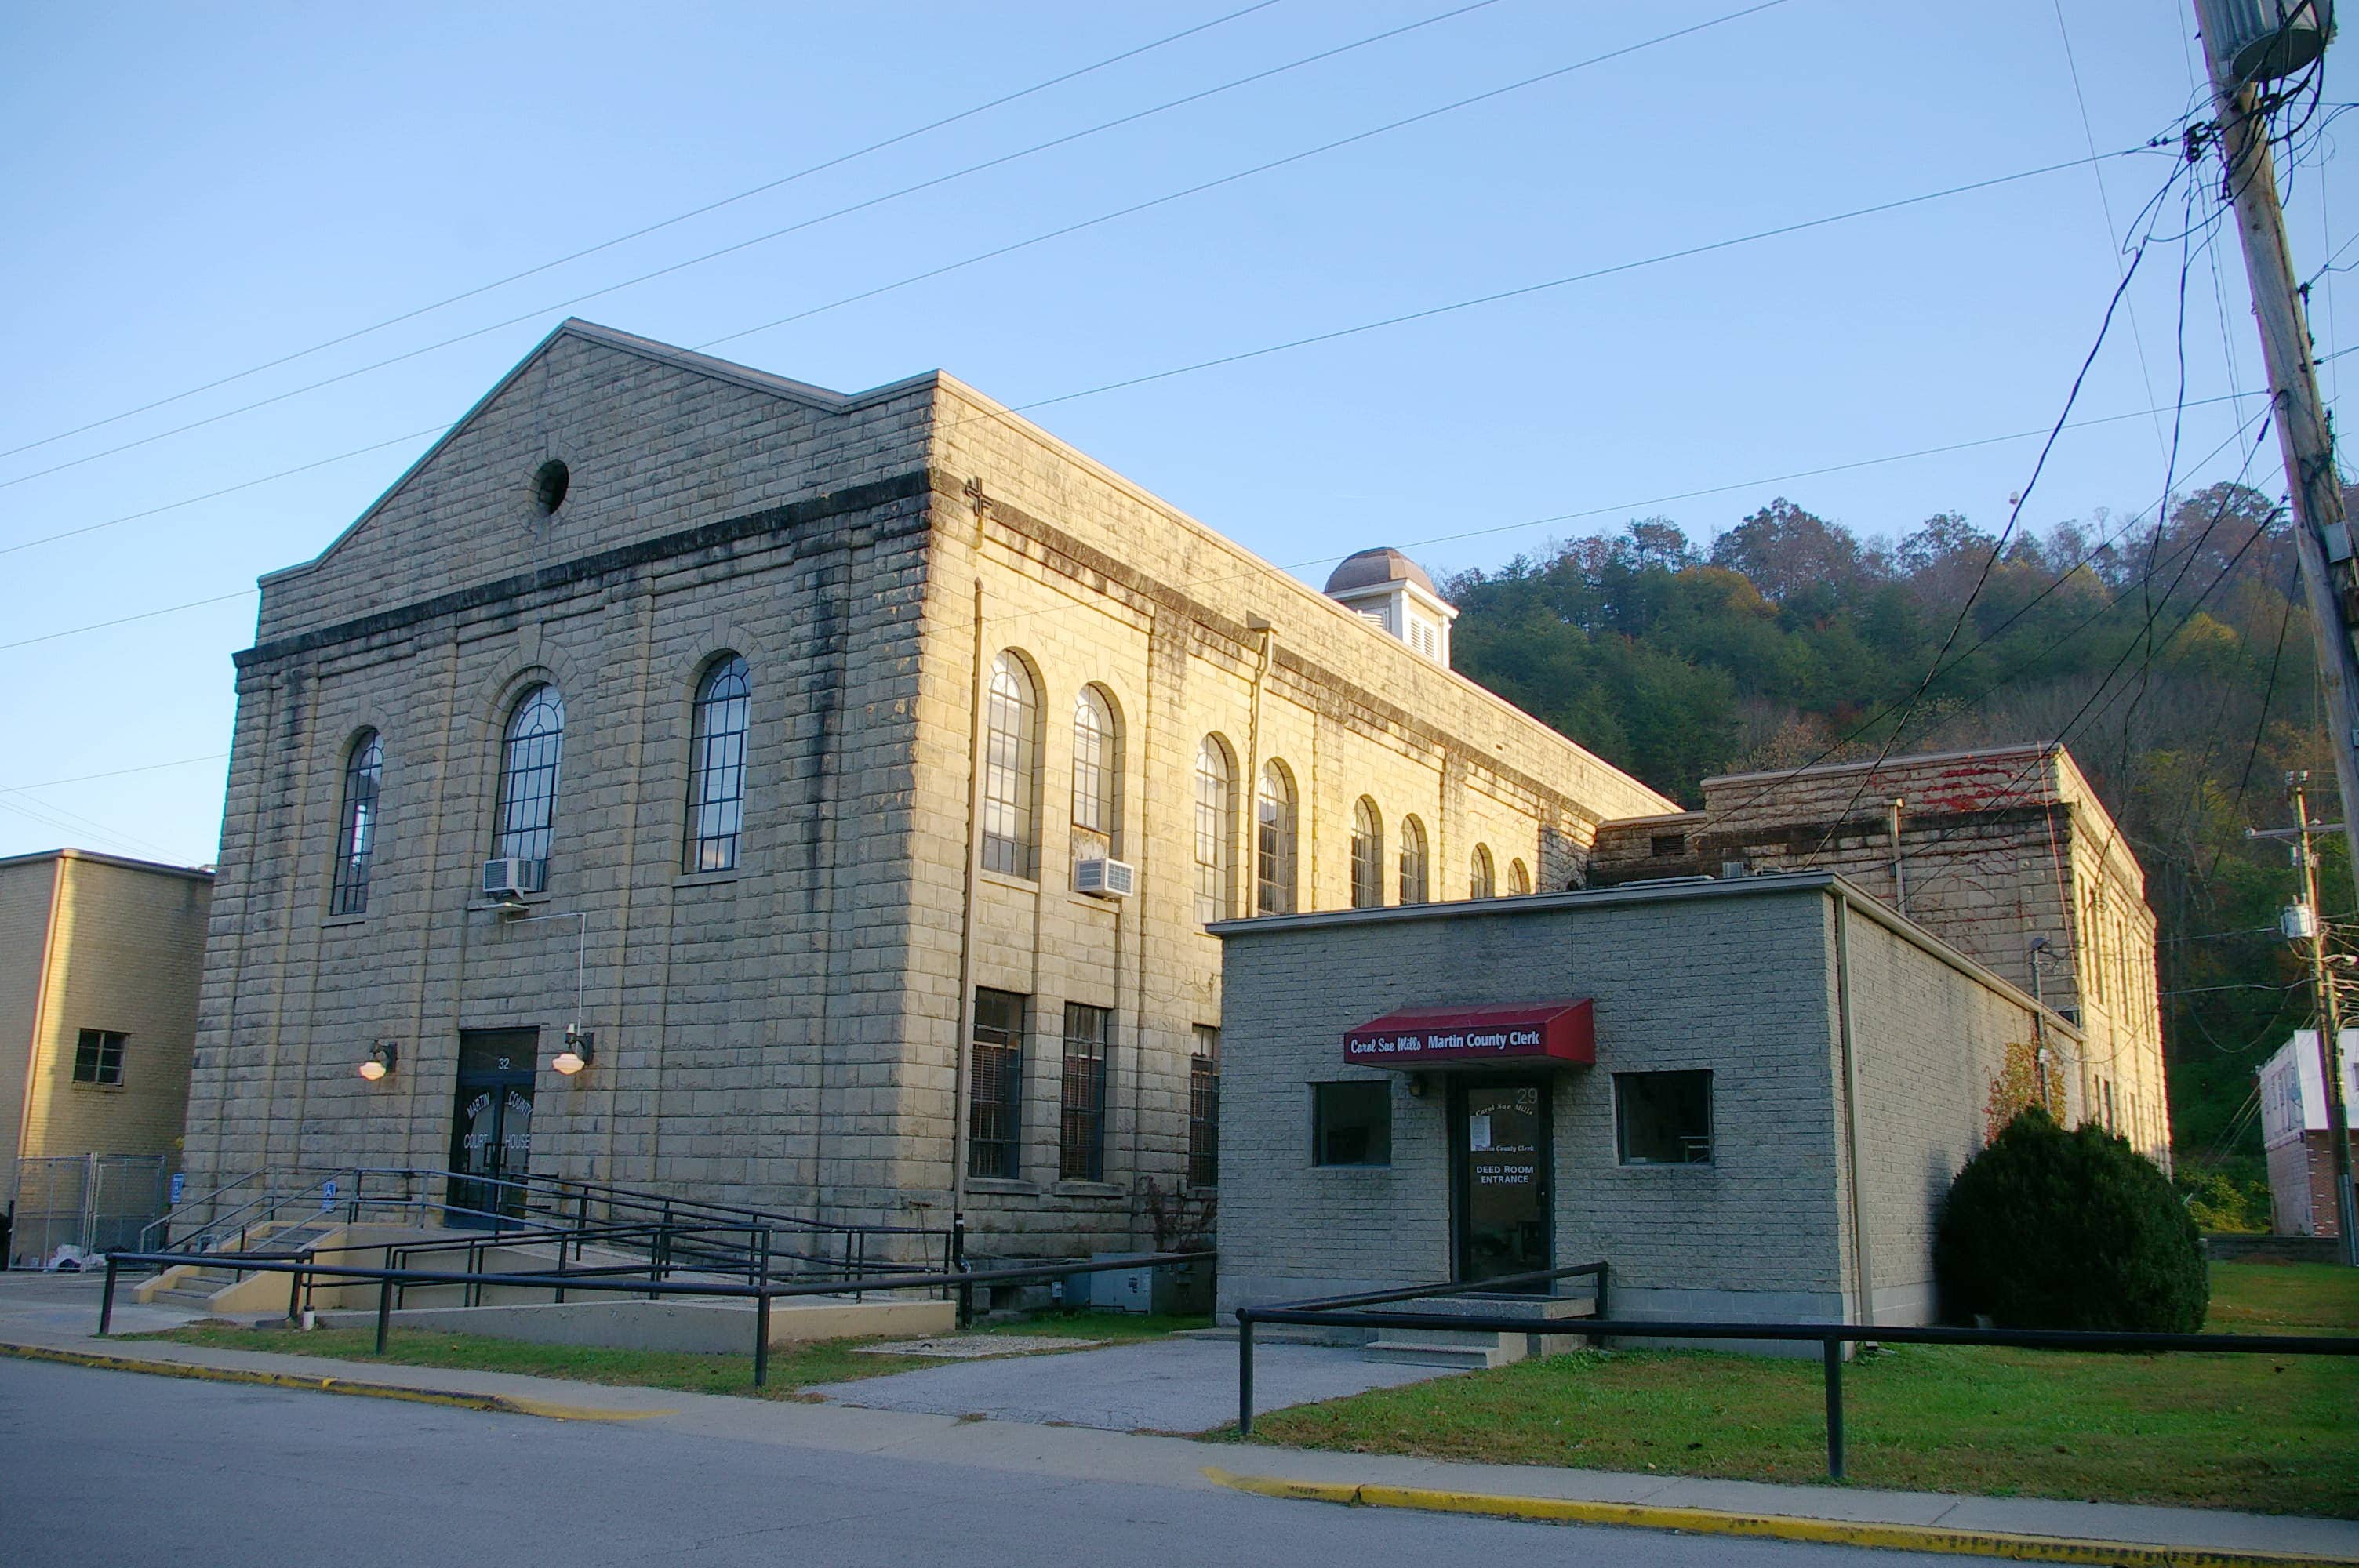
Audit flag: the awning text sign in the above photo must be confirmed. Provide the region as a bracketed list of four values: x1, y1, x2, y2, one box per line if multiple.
[1343, 999, 1594, 1069]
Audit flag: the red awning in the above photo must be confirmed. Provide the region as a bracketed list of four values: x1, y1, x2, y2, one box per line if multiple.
[1343, 999, 1595, 1069]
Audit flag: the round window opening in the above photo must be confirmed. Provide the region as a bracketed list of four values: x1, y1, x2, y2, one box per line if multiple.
[531, 459, 571, 514]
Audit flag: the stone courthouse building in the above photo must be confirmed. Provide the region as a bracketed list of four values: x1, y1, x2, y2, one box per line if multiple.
[182, 319, 1674, 1256]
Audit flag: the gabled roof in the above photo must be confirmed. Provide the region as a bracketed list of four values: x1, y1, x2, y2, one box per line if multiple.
[260, 318, 940, 587]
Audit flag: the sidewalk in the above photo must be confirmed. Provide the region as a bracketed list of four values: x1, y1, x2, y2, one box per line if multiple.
[4, 1274, 2354, 1566]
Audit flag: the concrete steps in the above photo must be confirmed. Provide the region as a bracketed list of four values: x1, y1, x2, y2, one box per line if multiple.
[1361, 1293, 1599, 1371]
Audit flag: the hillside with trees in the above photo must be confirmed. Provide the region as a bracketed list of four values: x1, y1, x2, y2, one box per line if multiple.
[1445, 485, 2340, 1206]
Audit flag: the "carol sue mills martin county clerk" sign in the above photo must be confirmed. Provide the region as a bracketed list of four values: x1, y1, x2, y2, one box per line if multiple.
[1341, 999, 1595, 1068]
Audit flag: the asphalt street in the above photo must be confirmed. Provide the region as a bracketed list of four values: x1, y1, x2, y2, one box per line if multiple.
[0, 1358, 1963, 1567]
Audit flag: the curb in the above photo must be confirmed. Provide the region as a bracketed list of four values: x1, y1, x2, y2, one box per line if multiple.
[1201, 1468, 2357, 1567]
[0, 1341, 670, 1423]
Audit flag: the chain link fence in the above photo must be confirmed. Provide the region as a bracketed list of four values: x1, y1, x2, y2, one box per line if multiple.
[8, 1155, 170, 1269]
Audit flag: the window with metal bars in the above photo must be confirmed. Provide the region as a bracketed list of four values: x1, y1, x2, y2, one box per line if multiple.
[967, 989, 1025, 1179]
[981, 653, 1038, 878]
[1189, 1025, 1220, 1188]
[1349, 797, 1383, 909]
[1059, 1003, 1111, 1181]
[1398, 815, 1428, 906]
[1256, 761, 1297, 915]
[494, 684, 564, 866]
[330, 730, 382, 915]
[73, 1029, 126, 1086]
[1194, 736, 1234, 925]
[685, 654, 750, 873]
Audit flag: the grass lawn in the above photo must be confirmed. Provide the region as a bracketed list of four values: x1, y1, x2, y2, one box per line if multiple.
[139, 1308, 1210, 1403]
[1244, 1264, 2359, 1517]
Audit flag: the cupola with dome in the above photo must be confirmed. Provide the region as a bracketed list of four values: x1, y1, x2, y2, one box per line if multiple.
[1323, 546, 1457, 666]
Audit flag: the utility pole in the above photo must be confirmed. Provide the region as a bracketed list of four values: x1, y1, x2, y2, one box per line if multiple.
[2194, 8, 2359, 921]
[2261, 774, 2359, 1261]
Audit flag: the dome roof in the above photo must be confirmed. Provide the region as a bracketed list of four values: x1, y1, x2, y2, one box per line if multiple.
[1324, 546, 1439, 598]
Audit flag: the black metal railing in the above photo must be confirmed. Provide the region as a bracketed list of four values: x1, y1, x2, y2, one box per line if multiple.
[100, 1246, 1213, 1388]
[136, 1165, 955, 1292]
[1233, 1286, 2359, 1480]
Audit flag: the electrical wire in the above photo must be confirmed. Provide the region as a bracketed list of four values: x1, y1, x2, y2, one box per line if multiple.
[0, 0, 1292, 464]
[0, 0, 1519, 495]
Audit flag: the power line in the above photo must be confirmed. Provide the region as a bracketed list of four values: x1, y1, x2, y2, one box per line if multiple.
[0, 1, 1289, 465]
[2, 753, 228, 791]
[0, 385, 2274, 659]
[695, 0, 1801, 357]
[0, 0, 1512, 495]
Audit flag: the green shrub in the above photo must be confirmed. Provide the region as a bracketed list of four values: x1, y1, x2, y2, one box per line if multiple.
[1934, 1106, 2208, 1332]
[2175, 1165, 2271, 1235]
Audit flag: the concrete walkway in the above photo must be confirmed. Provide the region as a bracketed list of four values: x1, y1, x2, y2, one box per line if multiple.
[5, 1269, 2354, 1563]
[809, 1334, 1445, 1431]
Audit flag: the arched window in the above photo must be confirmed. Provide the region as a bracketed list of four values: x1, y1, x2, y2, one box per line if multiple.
[1071, 685, 1120, 863]
[1508, 857, 1532, 895]
[1349, 798, 1383, 909]
[1256, 762, 1298, 916]
[981, 652, 1040, 878]
[1398, 815, 1429, 906]
[329, 730, 382, 916]
[1470, 844, 1496, 899]
[1194, 736, 1234, 925]
[494, 684, 564, 870]
[685, 654, 750, 873]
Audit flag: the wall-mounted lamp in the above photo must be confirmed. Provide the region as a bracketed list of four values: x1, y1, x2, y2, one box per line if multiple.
[358, 1040, 398, 1082]
[1406, 1072, 1433, 1100]
[551, 1024, 595, 1077]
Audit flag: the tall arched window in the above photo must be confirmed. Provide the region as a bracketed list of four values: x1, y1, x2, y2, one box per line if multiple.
[1256, 761, 1298, 916]
[329, 730, 382, 916]
[685, 654, 750, 873]
[1508, 857, 1532, 895]
[1398, 815, 1429, 906]
[1194, 736, 1234, 925]
[1469, 844, 1496, 899]
[1349, 798, 1383, 909]
[1071, 685, 1119, 863]
[981, 652, 1040, 878]
[494, 684, 565, 872]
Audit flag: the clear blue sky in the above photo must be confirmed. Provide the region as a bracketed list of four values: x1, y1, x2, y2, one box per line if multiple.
[0, 1, 2343, 865]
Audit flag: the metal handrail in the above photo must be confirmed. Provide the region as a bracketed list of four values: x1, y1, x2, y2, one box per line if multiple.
[101, 1246, 1214, 1388]
[1231, 1290, 2359, 1479]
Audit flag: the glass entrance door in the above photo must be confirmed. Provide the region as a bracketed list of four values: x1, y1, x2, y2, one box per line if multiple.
[1452, 1079, 1551, 1286]
[448, 1029, 537, 1226]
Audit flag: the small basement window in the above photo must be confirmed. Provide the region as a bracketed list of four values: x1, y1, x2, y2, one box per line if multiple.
[1651, 833, 1686, 858]
[1312, 1080, 1391, 1167]
[1616, 1070, 1711, 1164]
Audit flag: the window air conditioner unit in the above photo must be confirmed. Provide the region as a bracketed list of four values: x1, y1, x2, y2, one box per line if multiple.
[481, 856, 547, 898]
[1074, 858, 1136, 898]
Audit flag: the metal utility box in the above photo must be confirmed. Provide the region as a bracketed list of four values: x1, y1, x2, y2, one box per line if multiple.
[1075, 1252, 1211, 1315]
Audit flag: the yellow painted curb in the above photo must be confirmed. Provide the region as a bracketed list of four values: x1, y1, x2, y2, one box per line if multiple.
[0, 1341, 671, 1423]
[1201, 1468, 2358, 1568]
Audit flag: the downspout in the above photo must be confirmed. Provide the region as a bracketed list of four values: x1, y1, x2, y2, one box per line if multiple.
[949, 576, 990, 1221]
[1833, 894, 1875, 1327]
[1243, 619, 1274, 906]
[13, 856, 69, 1192]
[1886, 797, 1906, 915]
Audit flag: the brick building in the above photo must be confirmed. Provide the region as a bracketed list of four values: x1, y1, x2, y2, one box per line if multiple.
[2, 848, 213, 1265]
[1214, 869, 2090, 1327]
[2259, 1030, 2359, 1237]
[181, 319, 1674, 1259]
[1586, 745, 2168, 1164]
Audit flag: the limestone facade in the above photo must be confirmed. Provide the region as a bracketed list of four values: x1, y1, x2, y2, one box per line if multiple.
[1587, 745, 2170, 1164]
[183, 319, 1673, 1258]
